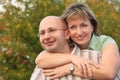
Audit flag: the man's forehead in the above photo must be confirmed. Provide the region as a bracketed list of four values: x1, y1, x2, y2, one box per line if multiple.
[40, 19, 64, 26]
[39, 16, 67, 31]
[40, 21, 64, 30]
[40, 26, 56, 31]
[40, 16, 62, 24]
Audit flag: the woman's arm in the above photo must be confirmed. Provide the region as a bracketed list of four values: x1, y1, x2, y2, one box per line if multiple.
[35, 50, 98, 69]
[91, 44, 120, 79]
[36, 50, 99, 78]
[43, 62, 94, 79]
[41, 44, 120, 79]
[35, 50, 72, 68]
[70, 43, 120, 79]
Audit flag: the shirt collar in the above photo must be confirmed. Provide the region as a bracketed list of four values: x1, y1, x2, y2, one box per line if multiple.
[88, 34, 99, 50]
[71, 44, 80, 55]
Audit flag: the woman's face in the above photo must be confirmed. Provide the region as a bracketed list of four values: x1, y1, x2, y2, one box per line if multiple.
[67, 14, 93, 49]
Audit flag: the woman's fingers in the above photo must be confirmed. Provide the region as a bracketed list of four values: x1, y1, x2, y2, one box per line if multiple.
[80, 62, 93, 78]
[89, 61, 99, 69]
[85, 62, 93, 77]
[42, 69, 52, 73]
[43, 64, 70, 79]
[49, 74, 59, 80]
[73, 62, 81, 69]
[81, 63, 87, 77]
[43, 69, 55, 76]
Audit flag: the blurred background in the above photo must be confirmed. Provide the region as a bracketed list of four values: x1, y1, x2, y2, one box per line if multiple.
[0, 0, 120, 80]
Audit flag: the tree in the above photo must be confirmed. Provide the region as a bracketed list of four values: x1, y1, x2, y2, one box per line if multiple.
[0, 0, 73, 79]
[87, 0, 120, 48]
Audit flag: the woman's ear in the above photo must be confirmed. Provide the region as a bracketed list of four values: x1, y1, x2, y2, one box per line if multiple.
[65, 30, 70, 40]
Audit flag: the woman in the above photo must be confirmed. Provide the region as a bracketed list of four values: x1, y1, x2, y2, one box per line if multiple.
[36, 2, 120, 80]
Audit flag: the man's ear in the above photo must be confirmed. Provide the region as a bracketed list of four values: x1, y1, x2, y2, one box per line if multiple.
[65, 30, 70, 40]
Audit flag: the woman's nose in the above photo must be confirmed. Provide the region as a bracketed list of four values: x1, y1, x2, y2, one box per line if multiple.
[76, 27, 83, 34]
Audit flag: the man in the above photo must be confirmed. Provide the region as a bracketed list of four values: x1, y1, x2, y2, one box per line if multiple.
[30, 16, 99, 80]
[30, 16, 75, 80]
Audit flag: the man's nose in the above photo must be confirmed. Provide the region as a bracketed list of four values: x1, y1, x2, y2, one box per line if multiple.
[43, 32, 51, 39]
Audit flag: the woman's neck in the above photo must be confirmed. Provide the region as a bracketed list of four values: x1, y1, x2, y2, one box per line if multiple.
[78, 42, 90, 50]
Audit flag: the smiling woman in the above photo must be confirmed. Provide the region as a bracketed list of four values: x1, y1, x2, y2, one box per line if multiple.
[66, 13, 94, 49]
[61, 2, 120, 79]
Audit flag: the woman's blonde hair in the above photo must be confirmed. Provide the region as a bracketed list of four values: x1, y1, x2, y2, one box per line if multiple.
[61, 2, 99, 35]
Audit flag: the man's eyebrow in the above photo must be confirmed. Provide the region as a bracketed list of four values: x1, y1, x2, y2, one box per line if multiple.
[48, 27, 55, 29]
[39, 29, 45, 32]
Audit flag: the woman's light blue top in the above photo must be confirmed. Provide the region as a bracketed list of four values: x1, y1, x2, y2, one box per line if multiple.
[88, 34, 117, 52]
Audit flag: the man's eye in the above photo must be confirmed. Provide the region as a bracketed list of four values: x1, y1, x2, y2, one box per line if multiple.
[49, 29, 56, 32]
[40, 32, 45, 35]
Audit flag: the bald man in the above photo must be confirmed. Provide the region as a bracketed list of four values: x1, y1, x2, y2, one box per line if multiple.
[30, 16, 75, 80]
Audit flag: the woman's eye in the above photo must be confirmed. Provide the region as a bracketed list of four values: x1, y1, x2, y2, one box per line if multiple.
[80, 24, 87, 27]
[69, 26, 76, 29]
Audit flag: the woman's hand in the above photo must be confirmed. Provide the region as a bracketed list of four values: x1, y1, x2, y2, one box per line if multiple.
[71, 55, 99, 78]
[43, 64, 71, 79]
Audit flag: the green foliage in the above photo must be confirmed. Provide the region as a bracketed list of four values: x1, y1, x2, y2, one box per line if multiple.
[0, 0, 70, 80]
[0, 0, 120, 80]
[87, 0, 120, 48]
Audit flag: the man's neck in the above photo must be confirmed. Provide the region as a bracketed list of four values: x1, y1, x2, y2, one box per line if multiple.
[48, 45, 73, 54]
[58, 44, 74, 54]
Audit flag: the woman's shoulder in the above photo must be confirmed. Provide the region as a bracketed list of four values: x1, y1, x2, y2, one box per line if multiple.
[90, 34, 117, 51]
[98, 35, 117, 51]
[98, 35, 116, 44]
[88, 34, 117, 51]
[99, 35, 112, 37]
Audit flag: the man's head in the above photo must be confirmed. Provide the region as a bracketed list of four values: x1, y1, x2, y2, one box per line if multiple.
[38, 16, 70, 53]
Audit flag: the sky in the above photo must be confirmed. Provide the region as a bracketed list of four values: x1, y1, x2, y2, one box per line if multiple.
[0, 5, 4, 12]
[0, 0, 17, 12]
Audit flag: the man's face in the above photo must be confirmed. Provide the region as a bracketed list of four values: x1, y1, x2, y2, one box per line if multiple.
[39, 17, 69, 52]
